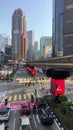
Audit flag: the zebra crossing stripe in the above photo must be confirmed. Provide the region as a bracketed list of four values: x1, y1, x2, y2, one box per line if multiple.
[14, 95, 17, 101]
[2, 96, 8, 103]
[19, 95, 22, 100]
[65, 91, 70, 95]
[23, 94, 26, 100]
[27, 93, 31, 99]
[2, 92, 41, 102]
[8, 96, 12, 102]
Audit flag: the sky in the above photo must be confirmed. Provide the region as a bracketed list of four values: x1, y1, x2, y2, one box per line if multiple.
[0, 0, 52, 41]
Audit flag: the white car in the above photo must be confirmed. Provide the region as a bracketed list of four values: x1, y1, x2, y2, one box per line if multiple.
[19, 116, 32, 130]
[0, 107, 10, 121]
[0, 123, 6, 130]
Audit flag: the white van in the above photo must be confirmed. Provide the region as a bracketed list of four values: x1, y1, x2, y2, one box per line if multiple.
[0, 123, 5, 130]
[19, 116, 32, 130]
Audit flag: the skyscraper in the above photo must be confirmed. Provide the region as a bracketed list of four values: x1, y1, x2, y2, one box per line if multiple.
[52, 0, 73, 56]
[0, 34, 5, 52]
[4, 36, 12, 46]
[40, 36, 52, 58]
[63, 0, 73, 55]
[12, 8, 28, 62]
[52, 0, 64, 57]
[27, 30, 34, 61]
[34, 41, 39, 52]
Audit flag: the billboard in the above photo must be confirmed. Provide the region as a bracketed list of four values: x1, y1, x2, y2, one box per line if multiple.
[51, 78, 65, 97]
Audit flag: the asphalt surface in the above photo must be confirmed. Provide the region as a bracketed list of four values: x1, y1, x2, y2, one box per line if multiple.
[65, 81, 73, 102]
[4, 109, 59, 130]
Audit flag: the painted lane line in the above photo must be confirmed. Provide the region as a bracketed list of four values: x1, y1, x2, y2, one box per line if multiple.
[54, 119, 63, 130]
[13, 118, 16, 130]
[36, 114, 40, 123]
[33, 115, 37, 128]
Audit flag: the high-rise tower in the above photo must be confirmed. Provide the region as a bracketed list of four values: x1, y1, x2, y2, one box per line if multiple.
[12, 8, 28, 62]
[27, 30, 34, 61]
[52, 0, 73, 56]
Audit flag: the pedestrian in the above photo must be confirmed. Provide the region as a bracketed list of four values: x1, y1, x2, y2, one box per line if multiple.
[4, 97, 8, 106]
[31, 94, 34, 102]
[33, 104, 36, 113]
[34, 89, 37, 98]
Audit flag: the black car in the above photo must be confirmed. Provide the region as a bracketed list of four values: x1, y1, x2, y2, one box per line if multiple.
[38, 107, 54, 125]
[37, 98, 48, 108]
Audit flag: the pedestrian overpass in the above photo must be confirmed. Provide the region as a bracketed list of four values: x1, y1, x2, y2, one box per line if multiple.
[26, 55, 73, 69]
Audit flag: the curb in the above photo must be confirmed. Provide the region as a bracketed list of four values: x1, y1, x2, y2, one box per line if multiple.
[52, 112, 64, 130]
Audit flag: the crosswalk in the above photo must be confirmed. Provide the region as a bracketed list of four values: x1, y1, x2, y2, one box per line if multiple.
[2, 92, 40, 103]
[65, 90, 73, 95]
[2, 89, 73, 103]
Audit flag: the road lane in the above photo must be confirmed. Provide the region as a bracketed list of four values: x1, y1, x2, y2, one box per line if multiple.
[13, 117, 15, 130]
[1, 68, 72, 130]
[30, 113, 59, 130]
[5, 111, 15, 130]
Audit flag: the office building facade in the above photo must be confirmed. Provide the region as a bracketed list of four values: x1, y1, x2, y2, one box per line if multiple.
[0, 51, 5, 67]
[43, 44, 52, 58]
[12, 8, 28, 62]
[52, 0, 73, 56]
[27, 30, 34, 61]
[63, 0, 73, 55]
[34, 41, 39, 51]
[52, 0, 64, 57]
[4, 36, 12, 46]
[0, 34, 5, 52]
[5, 45, 12, 63]
[40, 36, 52, 58]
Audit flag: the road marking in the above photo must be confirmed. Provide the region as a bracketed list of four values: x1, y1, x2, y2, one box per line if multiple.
[33, 115, 37, 128]
[36, 114, 40, 123]
[54, 119, 61, 130]
[14, 95, 17, 101]
[27, 93, 31, 99]
[23, 94, 26, 99]
[65, 90, 70, 94]
[3, 91, 42, 102]
[8, 96, 12, 102]
[13, 118, 16, 130]
[2, 96, 8, 103]
[19, 95, 22, 100]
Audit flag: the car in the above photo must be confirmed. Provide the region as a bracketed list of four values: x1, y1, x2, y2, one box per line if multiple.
[0, 123, 5, 130]
[37, 98, 48, 108]
[20, 103, 30, 115]
[38, 107, 54, 125]
[0, 123, 8, 130]
[19, 116, 32, 130]
[0, 107, 10, 122]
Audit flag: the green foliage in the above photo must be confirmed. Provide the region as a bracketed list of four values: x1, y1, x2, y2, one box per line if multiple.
[59, 95, 67, 102]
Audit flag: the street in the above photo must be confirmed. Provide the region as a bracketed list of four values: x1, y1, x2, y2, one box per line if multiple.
[0, 68, 73, 130]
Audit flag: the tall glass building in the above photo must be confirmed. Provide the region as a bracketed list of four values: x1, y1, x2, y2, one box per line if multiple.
[52, 0, 64, 57]
[63, 0, 73, 55]
[53, 0, 73, 56]
[27, 30, 34, 61]
[12, 8, 28, 62]
[40, 36, 52, 58]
